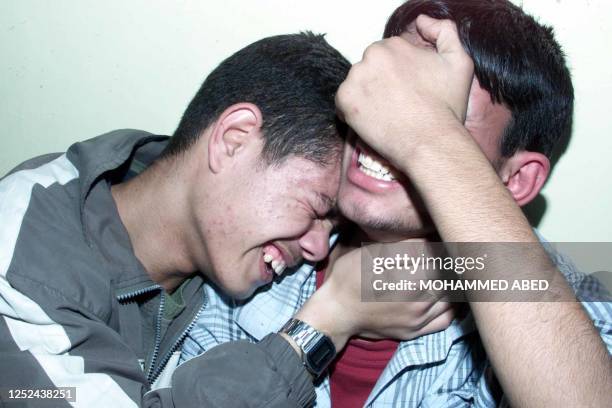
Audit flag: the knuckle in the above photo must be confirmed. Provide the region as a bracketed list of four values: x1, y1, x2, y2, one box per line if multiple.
[343, 62, 364, 86]
[465, 56, 475, 69]
[362, 44, 374, 59]
[362, 43, 381, 60]
[386, 36, 403, 47]
[335, 85, 347, 105]
[335, 84, 355, 114]
[415, 301, 431, 314]
[442, 313, 454, 326]
[459, 54, 474, 71]
[349, 61, 364, 77]
[441, 19, 458, 33]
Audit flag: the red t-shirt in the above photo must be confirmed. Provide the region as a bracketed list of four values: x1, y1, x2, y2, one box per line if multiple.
[316, 269, 399, 407]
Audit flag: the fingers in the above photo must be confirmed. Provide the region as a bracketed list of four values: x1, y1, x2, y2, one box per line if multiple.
[414, 15, 473, 79]
[415, 307, 456, 336]
[414, 14, 461, 55]
[334, 63, 362, 124]
[379, 301, 455, 341]
[423, 300, 455, 322]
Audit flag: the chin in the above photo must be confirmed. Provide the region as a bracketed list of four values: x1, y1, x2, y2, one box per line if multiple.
[339, 193, 396, 226]
[221, 284, 255, 300]
[231, 290, 254, 301]
[338, 190, 380, 220]
[339, 197, 433, 240]
[225, 276, 258, 298]
[207, 271, 254, 300]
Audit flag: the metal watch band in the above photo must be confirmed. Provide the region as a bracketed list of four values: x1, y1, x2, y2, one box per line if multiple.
[279, 318, 336, 378]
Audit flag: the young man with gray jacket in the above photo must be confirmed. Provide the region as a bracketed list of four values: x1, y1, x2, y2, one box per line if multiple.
[0, 33, 453, 407]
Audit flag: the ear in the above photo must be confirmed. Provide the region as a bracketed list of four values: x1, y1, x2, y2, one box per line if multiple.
[500, 151, 550, 207]
[208, 103, 263, 173]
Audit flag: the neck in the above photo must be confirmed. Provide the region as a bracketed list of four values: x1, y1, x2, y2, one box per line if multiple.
[111, 159, 196, 292]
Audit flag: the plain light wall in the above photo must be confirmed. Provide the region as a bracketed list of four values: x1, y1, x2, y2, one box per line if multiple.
[1, 0, 611, 242]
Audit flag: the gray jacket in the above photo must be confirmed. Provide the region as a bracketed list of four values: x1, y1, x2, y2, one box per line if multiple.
[0, 129, 314, 407]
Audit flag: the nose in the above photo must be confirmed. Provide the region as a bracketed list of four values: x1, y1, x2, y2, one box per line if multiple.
[298, 220, 333, 262]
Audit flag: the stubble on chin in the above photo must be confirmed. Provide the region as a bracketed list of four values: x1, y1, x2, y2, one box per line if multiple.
[338, 200, 433, 241]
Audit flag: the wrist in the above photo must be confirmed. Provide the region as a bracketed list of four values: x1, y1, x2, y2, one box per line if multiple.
[279, 318, 338, 380]
[295, 291, 351, 350]
[395, 121, 473, 175]
[279, 332, 303, 356]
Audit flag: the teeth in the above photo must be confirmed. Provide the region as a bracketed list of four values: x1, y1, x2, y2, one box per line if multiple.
[263, 250, 287, 276]
[357, 153, 395, 181]
[358, 164, 395, 181]
[270, 259, 287, 276]
[273, 263, 286, 276]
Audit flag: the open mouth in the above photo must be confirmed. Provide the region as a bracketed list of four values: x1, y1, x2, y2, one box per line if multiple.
[262, 244, 288, 277]
[356, 149, 398, 181]
[346, 143, 402, 193]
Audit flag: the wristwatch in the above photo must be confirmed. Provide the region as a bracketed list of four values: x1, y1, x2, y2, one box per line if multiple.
[279, 318, 337, 378]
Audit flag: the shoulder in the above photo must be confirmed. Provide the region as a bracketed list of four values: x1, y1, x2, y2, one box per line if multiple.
[1, 153, 114, 320]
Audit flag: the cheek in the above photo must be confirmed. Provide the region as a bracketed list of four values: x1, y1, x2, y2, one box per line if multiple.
[281, 208, 314, 238]
[209, 204, 240, 238]
[246, 193, 312, 240]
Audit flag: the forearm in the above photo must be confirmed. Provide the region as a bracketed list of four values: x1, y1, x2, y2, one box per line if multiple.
[293, 282, 351, 351]
[397, 124, 535, 243]
[472, 301, 611, 407]
[400, 126, 612, 407]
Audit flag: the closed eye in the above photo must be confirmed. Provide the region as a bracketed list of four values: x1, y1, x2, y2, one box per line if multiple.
[322, 206, 343, 229]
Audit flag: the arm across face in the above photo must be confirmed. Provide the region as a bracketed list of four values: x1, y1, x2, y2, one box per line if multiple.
[334, 14, 612, 408]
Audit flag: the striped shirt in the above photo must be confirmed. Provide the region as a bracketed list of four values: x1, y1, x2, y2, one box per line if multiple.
[181, 236, 612, 407]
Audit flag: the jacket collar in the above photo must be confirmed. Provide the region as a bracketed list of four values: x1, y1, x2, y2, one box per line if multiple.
[66, 129, 170, 290]
[65, 129, 167, 220]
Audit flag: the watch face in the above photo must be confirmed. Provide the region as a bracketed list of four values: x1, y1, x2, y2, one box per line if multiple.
[280, 318, 336, 377]
[305, 336, 335, 374]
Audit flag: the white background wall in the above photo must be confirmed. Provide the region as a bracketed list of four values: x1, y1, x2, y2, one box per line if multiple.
[1, 0, 611, 242]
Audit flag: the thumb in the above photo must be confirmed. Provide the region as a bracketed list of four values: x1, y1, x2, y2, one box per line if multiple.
[415, 14, 463, 57]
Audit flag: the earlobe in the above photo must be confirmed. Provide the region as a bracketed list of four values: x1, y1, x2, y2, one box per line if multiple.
[208, 103, 263, 173]
[502, 151, 550, 207]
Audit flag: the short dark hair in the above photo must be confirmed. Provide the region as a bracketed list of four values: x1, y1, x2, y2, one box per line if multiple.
[163, 32, 350, 165]
[384, 0, 574, 159]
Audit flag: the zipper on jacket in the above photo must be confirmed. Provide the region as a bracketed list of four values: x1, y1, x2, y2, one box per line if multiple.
[116, 284, 162, 302]
[148, 291, 208, 384]
[146, 293, 165, 383]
